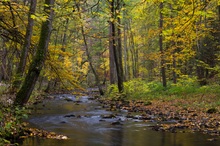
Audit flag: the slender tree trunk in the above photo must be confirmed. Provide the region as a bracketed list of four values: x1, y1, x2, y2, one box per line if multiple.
[128, 20, 138, 78]
[127, 20, 133, 79]
[0, 42, 9, 81]
[76, 4, 104, 95]
[61, 18, 69, 52]
[109, 22, 117, 84]
[218, 5, 220, 21]
[116, 0, 124, 92]
[81, 26, 104, 95]
[172, 53, 177, 84]
[13, 0, 37, 90]
[168, 4, 177, 84]
[123, 22, 128, 81]
[14, 0, 55, 106]
[109, 0, 124, 93]
[134, 47, 139, 78]
[45, 80, 54, 93]
[159, 2, 167, 87]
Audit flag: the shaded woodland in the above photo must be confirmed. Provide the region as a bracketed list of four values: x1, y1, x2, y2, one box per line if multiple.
[0, 0, 219, 105]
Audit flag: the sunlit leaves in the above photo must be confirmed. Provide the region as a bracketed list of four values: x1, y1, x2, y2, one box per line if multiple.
[43, 44, 87, 90]
[124, 0, 219, 80]
[1, 0, 219, 91]
[30, 13, 48, 22]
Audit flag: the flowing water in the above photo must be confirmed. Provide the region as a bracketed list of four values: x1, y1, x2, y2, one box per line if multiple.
[19, 94, 220, 146]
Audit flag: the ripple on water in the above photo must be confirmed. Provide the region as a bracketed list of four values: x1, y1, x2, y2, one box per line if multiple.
[23, 94, 220, 146]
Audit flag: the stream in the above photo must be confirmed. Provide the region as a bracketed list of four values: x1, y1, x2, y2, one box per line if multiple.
[19, 94, 220, 146]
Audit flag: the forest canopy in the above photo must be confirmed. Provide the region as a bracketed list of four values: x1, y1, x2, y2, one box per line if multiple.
[0, 0, 219, 105]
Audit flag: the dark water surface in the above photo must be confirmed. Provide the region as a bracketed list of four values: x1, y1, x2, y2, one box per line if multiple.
[20, 94, 220, 146]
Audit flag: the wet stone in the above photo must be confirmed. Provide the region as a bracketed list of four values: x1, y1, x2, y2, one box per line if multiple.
[74, 100, 82, 103]
[111, 121, 122, 125]
[140, 116, 152, 120]
[65, 98, 74, 102]
[76, 115, 81, 118]
[126, 114, 134, 119]
[151, 125, 162, 131]
[101, 114, 116, 119]
[64, 114, 75, 118]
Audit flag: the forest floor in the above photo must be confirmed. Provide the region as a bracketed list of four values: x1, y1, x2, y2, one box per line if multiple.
[99, 93, 220, 138]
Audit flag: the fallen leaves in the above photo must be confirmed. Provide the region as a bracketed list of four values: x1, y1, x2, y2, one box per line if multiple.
[22, 127, 68, 140]
[99, 98, 220, 136]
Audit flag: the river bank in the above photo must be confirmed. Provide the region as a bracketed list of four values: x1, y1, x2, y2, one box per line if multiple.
[98, 95, 220, 138]
[1, 88, 220, 145]
[19, 94, 220, 146]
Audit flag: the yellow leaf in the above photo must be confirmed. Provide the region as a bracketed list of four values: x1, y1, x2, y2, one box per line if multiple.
[30, 14, 36, 20]
[109, 18, 114, 22]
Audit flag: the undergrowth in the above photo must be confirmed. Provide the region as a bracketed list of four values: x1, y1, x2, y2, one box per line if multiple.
[106, 76, 220, 104]
[0, 84, 8, 95]
[0, 105, 28, 145]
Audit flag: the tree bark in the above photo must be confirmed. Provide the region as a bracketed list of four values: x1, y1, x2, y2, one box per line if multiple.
[14, 0, 55, 106]
[116, 0, 124, 92]
[109, 17, 117, 84]
[76, 3, 104, 95]
[61, 18, 69, 52]
[0, 41, 9, 81]
[13, 0, 37, 90]
[123, 21, 128, 81]
[128, 19, 138, 78]
[218, 5, 220, 21]
[81, 26, 104, 95]
[172, 53, 177, 84]
[109, 0, 124, 93]
[159, 2, 167, 87]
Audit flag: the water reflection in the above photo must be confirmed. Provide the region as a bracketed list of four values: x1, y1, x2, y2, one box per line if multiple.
[21, 125, 219, 146]
[20, 96, 220, 146]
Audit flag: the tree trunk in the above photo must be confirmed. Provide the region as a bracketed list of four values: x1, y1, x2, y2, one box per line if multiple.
[61, 18, 69, 52]
[109, 0, 123, 93]
[168, 4, 177, 84]
[81, 26, 104, 95]
[172, 54, 177, 84]
[109, 17, 117, 84]
[76, 4, 104, 96]
[14, 0, 55, 106]
[0, 41, 9, 81]
[116, 0, 124, 92]
[123, 22, 128, 81]
[128, 20, 138, 78]
[13, 0, 37, 90]
[218, 5, 220, 21]
[159, 2, 167, 87]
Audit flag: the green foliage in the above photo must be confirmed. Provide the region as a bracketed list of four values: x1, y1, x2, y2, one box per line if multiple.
[0, 105, 28, 144]
[106, 76, 220, 101]
[106, 79, 165, 100]
[0, 84, 7, 95]
[146, 81, 165, 94]
[197, 85, 220, 94]
[124, 79, 151, 99]
[106, 84, 118, 98]
[165, 76, 199, 95]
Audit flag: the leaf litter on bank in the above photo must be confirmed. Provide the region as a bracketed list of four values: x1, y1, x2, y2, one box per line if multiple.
[21, 125, 68, 140]
[98, 97, 220, 138]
